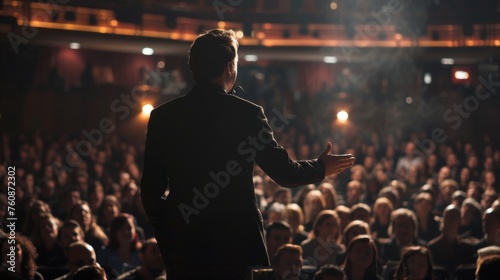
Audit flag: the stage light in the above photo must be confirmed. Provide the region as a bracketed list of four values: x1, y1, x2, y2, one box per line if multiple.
[142, 104, 154, 116]
[323, 56, 338, 64]
[157, 61, 165, 69]
[142, 48, 154, 55]
[244, 54, 258, 62]
[424, 73, 432, 84]
[235, 30, 244, 39]
[454, 70, 469, 80]
[69, 42, 80, 49]
[441, 58, 454, 65]
[406, 97, 413, 104]
[330, 2, 338, 10]
[337, 110, 348, 122]
[218, 21, 225, 28]
[394, 33, 403, 40]
[257, 32, 265, 40]
[110, 19, 118, 27]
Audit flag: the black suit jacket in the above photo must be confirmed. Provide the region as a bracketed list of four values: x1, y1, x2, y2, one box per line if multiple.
[141, 83, 325, 269]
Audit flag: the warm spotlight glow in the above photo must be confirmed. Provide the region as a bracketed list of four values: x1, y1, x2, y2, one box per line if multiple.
[406, 97, 413, 104]
[441, 58, 454, 65]
[257, 32, 266, 40]
[394, 33, 403, 40]
[454, 70, 470, 80]
[69, 42, 80, 49]
[235, 30, 244, 39]
[157, 61, 165, 69]
[424, 73, 432, 84]
[142, 104, 154, 116]
[330, 2, 338, 10]
[495, 40, 500, 46]
[323, 56, 338, 64]
[110, 19, 118, 27]
[218, 21, 226, 28]
[142, 47, 154, 55]
[337, 110, 348, 122]
[244, 54, 258, 62]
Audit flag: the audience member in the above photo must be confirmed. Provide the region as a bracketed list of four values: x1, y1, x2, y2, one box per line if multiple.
[265, 221, 293, 259]
[342, 235, 382, 280]
[54, 242, 96, 280]
[394, 246, 434, 280]
[301, 210, 344, 267]
[116, 238, 166, 280]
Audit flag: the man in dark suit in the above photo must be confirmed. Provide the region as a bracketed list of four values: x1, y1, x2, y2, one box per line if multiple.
[140, 29, 355, 280]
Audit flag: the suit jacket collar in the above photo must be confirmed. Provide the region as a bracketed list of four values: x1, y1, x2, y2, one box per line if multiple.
[188, 82, 227, 97]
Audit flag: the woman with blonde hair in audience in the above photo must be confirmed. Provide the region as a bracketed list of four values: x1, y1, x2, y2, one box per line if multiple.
[335, 205, 352, 234]
[371, 197, 393, 239]
[342, 235, 382, 280]
[303, 189, 326, 232]
[318, 182, 339, 210]
[301, 209, 344, 267]
[343, 220, 371, 250]
[284, 203, 309, 245]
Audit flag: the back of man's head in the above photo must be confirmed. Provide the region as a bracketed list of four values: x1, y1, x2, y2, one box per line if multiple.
[188, 29, 238, 83]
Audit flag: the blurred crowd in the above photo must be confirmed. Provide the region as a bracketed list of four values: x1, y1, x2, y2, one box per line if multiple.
[0, 71, 499, 279]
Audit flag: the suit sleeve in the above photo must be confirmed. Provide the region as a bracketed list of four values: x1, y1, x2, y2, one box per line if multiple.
[140, 109, 169, 222]
[251, 106, 325, 187]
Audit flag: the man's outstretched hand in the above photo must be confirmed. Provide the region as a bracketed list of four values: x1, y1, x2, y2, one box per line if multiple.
[318, 142, 356, 177]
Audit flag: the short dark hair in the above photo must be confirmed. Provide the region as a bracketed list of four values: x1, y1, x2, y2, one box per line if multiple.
[188, 29, 238, 83]
[271, 244, 302, 266]
[265, 221, 292, 239]
[314, 264, 346, 280]
[395, 246, 434, 280]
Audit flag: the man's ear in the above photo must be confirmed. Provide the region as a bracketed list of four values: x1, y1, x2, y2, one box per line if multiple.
[226, 61, 234, 77]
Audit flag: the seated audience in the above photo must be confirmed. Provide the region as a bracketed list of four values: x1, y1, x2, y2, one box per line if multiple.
[97, 213, 142, 278]
[379, 208, 426, 265]
[284, 203, 309, 245]
[342, 235, 382, 280]
[428, 204, 476, 277]
[0, 233, 43, 280]
[394, 246, 434, 280]
[116, 238, 166, 280]
[54, 242, 96, 280]
[265, 221, 293, 259]
[31, 213, 66, 267]
[301, 210, 345, 267]
[271, 244, 303, 280]
[313, 264, 347, 280]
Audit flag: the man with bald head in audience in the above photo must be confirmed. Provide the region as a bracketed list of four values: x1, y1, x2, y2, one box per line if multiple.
[54, 241, 96, 280]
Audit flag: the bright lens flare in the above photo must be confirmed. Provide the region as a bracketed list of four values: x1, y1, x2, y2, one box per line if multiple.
[337, 110, 348, 122]
[454, 70, 469, 80]
[142, 104, 154, 116]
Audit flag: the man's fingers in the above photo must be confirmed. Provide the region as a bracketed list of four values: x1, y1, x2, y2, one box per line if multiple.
[320, 142, 333, 158]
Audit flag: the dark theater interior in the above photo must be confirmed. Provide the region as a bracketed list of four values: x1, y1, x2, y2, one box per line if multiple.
[1, 1, 500, 279]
